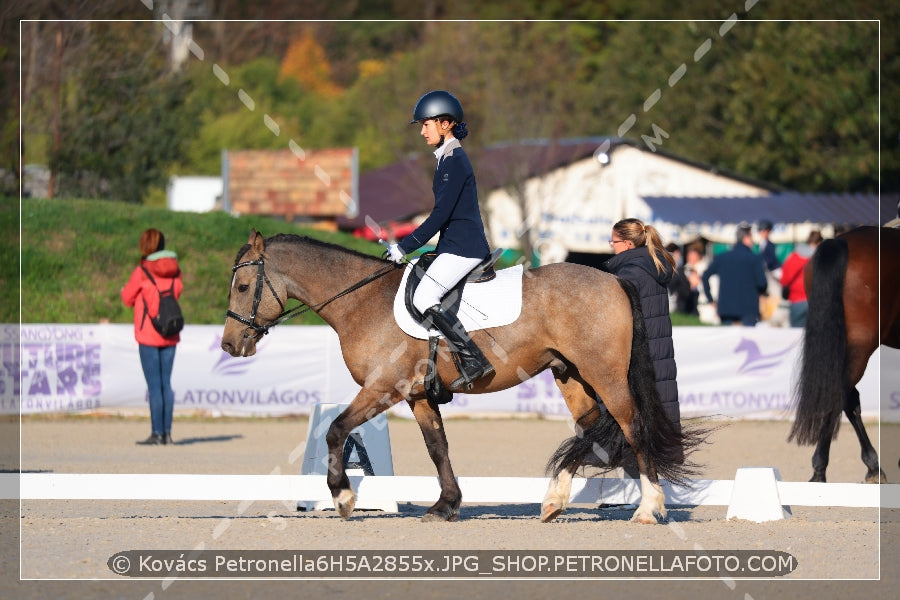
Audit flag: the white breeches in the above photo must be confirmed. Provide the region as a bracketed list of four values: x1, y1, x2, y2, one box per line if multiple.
[412, 253, 483, 314]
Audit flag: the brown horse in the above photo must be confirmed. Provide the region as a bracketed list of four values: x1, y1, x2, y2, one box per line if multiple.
[789, 225, 900, 482]
[221, 231, 700, 523]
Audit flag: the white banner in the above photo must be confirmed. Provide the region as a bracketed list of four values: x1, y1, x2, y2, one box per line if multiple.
[4, 324, 896, 421]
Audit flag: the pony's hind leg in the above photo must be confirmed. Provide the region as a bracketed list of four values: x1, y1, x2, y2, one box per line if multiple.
[542, 364, 664, 523]
[541, 364, 596, 523]
[632, 471, 666, 524]
[593, 378, 668, 524]
[408, 398, 462, 522]
[542, 463, 574, 522]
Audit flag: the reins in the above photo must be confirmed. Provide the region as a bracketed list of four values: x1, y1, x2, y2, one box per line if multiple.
[226, 258, 397, 339]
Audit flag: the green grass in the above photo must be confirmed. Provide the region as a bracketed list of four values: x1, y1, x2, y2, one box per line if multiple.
[6, 196, 384, 324]
[4, 195, 706, 326]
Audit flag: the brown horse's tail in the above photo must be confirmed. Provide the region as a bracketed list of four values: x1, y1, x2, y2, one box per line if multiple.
[788, 237, 849, 445]
[546, 277, 704, 486]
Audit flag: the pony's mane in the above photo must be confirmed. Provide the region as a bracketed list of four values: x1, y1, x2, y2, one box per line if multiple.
[234, 233, 384, 266]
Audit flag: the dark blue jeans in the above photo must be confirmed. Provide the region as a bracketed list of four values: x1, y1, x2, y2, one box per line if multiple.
[788, 301, 809, 328]
[139, 344, 176, 435]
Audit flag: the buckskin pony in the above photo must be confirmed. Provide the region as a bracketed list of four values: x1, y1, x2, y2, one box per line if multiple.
[221, 231, 703, 523]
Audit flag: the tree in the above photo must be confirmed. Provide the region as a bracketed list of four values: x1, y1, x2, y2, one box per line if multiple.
[584, 20, 880, 192]
[49, 23, 200, 201]
[279, 29, 342, 97]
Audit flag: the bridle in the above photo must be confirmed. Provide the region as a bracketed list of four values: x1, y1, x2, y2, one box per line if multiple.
[225, 256, 397, 339]
[225, 258, 285, 339]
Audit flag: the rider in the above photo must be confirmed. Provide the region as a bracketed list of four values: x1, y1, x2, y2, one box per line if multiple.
[385, 90, 494, 390]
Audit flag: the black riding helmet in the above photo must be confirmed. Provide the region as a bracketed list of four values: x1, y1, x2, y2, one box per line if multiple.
[409, 90, 464, 124]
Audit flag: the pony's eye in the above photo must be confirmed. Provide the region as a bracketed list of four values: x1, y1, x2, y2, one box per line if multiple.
[238, 284, 250, 293]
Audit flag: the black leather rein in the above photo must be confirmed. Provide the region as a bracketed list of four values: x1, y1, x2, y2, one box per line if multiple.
[225, 258, 398, 339]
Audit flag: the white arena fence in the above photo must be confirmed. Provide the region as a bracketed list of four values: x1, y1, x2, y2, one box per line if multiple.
[5, 324, 899, 421]
[5, 472, 900, 524]
[8, 400, 900, 523]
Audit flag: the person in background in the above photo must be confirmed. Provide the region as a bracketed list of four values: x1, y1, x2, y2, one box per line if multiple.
[384, 90, 494, 391]
[757, 219, 782, 277]
[665, 242, 683, 268]
[665, 242, 683, 314]
[121, 228, 183, 446]
[670, 241, 708, 317]
[603, 218, 681, 471]
[779, 230, 823, 327]
[702, 224, 769, 326]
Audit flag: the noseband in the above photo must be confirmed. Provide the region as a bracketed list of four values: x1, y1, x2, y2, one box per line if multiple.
[225, 258, 286, 339]
[225, 256, 399, 339]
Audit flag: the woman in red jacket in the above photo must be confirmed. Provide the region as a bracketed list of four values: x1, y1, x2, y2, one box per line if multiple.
[121, 228, 183, 445]
[779, 230, 822, 328]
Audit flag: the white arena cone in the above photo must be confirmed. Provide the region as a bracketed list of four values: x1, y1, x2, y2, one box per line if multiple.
[725, 467, 792, 522]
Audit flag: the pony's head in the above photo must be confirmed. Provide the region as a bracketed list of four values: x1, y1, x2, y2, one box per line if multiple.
[221, 230, 289, 357]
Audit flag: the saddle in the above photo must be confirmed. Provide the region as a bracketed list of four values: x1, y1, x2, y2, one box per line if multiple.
[403, 249, 503, 405]
[403, 248, 502, 323]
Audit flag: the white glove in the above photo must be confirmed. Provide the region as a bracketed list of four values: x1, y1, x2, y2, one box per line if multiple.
[385, 244, 405, 264]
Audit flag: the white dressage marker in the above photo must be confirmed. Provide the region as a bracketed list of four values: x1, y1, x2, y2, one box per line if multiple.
[725, 467, 792, 523]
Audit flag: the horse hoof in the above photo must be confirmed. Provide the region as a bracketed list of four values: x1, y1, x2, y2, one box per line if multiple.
[334, 489, 356, 519]
[629, 510, 659, 525]
[865, 470, 887, 484]
[541, 503, 563, 523]
[422, 508, 459, 522]
[421, 513, 449, 523]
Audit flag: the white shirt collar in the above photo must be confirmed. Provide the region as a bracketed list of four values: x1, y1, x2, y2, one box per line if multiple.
[433, 136, 456, 161]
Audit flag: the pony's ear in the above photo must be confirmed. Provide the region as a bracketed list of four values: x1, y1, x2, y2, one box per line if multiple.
[248, 229, 266, 253]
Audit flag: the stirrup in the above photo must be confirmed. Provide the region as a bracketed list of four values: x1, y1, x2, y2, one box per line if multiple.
[448, 351, 495, 391]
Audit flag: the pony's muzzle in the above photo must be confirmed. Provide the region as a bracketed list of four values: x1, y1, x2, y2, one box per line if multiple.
[221, 338, 256, 357]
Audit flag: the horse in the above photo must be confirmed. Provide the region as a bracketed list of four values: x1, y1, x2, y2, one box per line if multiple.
[221, 231, 702, 523]
[788, 225, 900, 483]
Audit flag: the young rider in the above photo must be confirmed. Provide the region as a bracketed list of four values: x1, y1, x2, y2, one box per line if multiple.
[384, 90, 494, 390]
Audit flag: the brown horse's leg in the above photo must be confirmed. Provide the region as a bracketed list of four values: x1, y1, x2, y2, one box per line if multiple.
[809, 419, 833, 483]
[325, 389, 398, 519]
[809, 386, 884, 483]
[408, 398, 462, 522]
[844, 343, 886, 483]
[843, 388, 886, 483]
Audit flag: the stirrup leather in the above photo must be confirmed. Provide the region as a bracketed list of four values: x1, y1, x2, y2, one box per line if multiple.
[423, 305, 494, 391]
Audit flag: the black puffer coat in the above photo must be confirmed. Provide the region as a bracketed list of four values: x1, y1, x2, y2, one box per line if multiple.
[602, 246, 680, 428]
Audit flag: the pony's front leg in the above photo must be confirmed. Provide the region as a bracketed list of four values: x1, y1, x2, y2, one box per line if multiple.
[409, 398, 461, 522]
[324, 390, 395, 519]
[541, 467, 573, 522]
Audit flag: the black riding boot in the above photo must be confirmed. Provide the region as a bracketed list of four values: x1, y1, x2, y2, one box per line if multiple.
[423, 304, 494, 390]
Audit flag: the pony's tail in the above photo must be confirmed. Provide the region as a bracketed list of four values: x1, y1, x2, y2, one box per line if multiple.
[617, 277, 705, 485]
[788, 237, 849, 445]
[546, 277, 706, 486]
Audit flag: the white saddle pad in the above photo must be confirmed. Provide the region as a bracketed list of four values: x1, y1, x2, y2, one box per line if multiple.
[393, 259, 524, 340]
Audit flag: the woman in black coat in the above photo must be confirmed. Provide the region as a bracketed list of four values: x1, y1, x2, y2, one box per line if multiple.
[602, 218, 682, 473]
